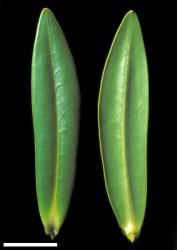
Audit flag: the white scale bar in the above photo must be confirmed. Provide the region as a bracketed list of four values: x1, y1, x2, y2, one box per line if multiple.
[3, 243, 57, 247]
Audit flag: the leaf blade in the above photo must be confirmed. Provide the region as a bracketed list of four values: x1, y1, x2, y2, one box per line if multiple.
[31, 8, 80, 239]
[98, 10, 148, 242]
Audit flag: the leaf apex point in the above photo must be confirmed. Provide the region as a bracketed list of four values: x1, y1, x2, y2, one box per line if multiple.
[124, 223, 139, 243]
[41, 7, 52, 16]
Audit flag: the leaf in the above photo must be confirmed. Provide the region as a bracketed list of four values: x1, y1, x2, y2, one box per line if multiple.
[98, 10, 149, 242]
[31, 8, 80, 239]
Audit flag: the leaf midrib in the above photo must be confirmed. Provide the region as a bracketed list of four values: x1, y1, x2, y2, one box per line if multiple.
[46, 15, 60, 212]
[120, 18, 136, 227]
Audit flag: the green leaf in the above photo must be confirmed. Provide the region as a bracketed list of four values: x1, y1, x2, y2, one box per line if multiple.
[98, 10, 149, 242]
[31, 8, 80, 239]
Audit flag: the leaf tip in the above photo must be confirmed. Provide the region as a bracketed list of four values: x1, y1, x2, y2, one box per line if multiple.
[44, 223, 60, 240]
[127, 9, 136, 15]
[41, 7, 50, 14]
[40, 7, 53, 19]
[124, 222, 139, 243]
[125, 9, 138, 20]
[126, 231, 136, 243]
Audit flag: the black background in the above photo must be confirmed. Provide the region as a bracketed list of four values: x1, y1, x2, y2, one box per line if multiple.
[1, 0, 177, 249]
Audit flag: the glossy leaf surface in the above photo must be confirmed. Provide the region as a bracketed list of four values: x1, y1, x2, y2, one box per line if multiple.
[31, 8, 80, 239]
[98, 10, 149, 242]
